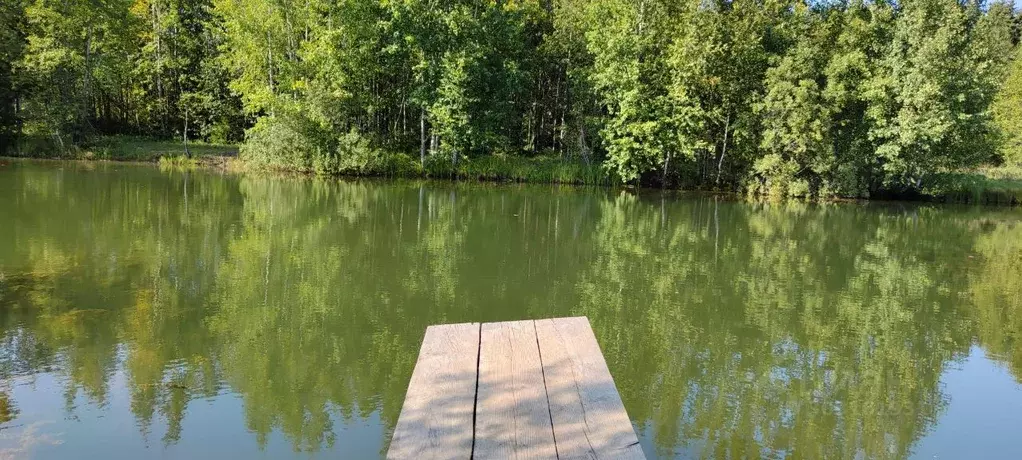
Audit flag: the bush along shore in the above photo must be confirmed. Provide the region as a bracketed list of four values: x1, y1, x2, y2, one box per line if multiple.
[6, 135, 1020, 206]
[9, 135, 611, 184]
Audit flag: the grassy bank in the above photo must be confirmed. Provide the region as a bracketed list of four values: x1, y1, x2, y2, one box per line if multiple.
[928, 166, 1022, 206]
[9, 135, 1022, 205]
[241, 137, 612, 185]
[10, 135, 610, 184]
[415, 154, 610, 185]
[14, 135, 239, 162]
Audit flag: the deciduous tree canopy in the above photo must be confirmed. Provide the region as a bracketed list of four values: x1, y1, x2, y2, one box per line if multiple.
[2, 0, 1021, 197]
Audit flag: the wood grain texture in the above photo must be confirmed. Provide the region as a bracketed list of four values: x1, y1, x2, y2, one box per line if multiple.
[535, 317, 645, 460]
[474, 320, 558, 459]
[387, 322, 480, 460]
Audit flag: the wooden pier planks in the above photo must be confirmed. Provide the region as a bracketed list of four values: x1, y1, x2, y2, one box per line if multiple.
[388, 317, 644, 460]
[535, 317, 645, 460]
[387, 322, 480, 460]
[475, 321, 557, 458]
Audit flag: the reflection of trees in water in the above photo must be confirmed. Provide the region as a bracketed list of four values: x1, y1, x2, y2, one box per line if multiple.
[0, 163, 242, 444]
[208, 178, 423, 451]
[576, 196, 1003, 459]
[0, 390, 17, 425]
[0, 162, 1021, 457]
[971, 220, 1022, 381]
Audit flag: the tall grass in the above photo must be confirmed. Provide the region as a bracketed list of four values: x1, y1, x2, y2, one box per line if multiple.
[926, 165, 1022, 205]
[12, 135, 239, 161]
[454, 155, 610, 185]
[419, 154, 610, 185]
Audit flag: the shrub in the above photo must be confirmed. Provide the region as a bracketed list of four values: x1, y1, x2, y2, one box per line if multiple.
[241, 114, 332, 172]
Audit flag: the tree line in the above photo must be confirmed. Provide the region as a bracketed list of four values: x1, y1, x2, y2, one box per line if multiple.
[2, 0, 1022, 196]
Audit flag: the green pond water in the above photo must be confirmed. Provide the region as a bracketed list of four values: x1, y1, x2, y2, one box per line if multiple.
[1, 159, 1021, 459]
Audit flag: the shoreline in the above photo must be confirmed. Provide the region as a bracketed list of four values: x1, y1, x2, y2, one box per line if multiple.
[5, 139, 1021, 207]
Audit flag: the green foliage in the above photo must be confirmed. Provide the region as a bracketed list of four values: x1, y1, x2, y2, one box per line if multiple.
[455, 154, 610, 184]
[0, 0, 27, 154]
[431, 51, 475, 163]
[583, 0, 701, 185]
[5, 0, 1022, 199]
[869, 0, 1003, 190]
[671, 0, 783, 189]
[926, 165, 1022, 205]
[158, 154, 201, 169]
[10, 0, 243, 150]
[241, 114, 330, 173]
[17, 0, 135, 144]
[10, 134, 237, 161]
[995, 48, 1022, 166]
[755, 5, 836, 197]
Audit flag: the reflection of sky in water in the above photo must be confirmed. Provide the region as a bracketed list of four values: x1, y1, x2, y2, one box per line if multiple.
[913, 346, 1022, 459]
[7, 346, 1020, 459]
[4, 370, 385, 459]
[632, 345, 1022, 460]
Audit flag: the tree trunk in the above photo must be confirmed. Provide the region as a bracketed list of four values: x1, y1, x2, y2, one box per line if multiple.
[716, 113, 730, 187]
[183, 107, 190, 158]
[420, 110, 426, 167]
[152, 2, 166, 134]
[662, 151, 671, 188]
[82, 25, 94, 138]
[266, 31, 275, 96]
[53, 130, 66, 154]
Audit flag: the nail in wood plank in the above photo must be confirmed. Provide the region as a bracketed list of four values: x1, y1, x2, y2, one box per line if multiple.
[535, 317, 644, 460]
[474, 321, 557, 459]
[387, 322, 480, 460]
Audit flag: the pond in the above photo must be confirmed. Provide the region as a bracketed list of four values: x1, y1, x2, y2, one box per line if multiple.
[1, 159, 1021, 459]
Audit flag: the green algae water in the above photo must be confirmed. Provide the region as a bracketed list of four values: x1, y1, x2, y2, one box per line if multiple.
[1, 159, 1021, 459]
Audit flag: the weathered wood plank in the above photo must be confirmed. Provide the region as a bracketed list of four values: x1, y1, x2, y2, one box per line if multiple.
[474, 320, 558, 459]
[535, 317, 645, 460]
[387, 322, 480, 460]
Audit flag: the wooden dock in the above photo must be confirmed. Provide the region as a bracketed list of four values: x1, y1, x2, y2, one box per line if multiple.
[387, 317, 645, 459]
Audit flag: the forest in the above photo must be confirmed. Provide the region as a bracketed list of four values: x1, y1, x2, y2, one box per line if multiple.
[2, 0, 1022, 197]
